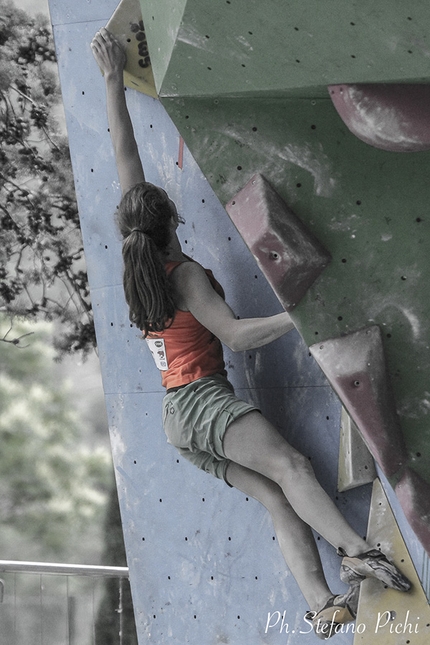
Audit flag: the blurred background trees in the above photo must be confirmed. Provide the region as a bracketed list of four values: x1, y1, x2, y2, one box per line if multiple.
[0, 0, 95, 356]
[0, 314, 138, 643]
[0, 0, 105, 565]
[0, 314, 111, 563]
[0, 1, 138, 641]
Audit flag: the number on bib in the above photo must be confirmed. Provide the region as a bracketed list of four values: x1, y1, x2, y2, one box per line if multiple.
[145, 338, 169, 371]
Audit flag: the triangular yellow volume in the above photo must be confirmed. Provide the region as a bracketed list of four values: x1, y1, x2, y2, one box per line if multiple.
[338, 407, 376, 492]
[353, 479, 430, 644]
[106, 0, 158, 99]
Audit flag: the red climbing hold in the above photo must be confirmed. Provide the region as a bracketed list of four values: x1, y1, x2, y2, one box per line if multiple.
[328, 84, 430, 152]
[310, 325, 408, 478]
[226, 174, 331, 310]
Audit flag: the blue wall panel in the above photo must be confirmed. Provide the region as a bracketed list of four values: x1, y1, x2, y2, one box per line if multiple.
[48, 1, 425, 643]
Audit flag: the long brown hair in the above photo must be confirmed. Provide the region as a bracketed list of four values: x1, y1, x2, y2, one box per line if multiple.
[116, 182, 177, 336]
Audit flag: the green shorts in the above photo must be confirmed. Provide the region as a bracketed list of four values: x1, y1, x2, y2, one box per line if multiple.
[162, 374, 257, 484]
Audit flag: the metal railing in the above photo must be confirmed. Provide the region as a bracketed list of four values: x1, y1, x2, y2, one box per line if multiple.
[0, 560, 129, 578]
[0, 560, 133, 645]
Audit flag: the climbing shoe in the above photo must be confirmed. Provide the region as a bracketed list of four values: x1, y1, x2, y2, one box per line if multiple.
[334, 584, 360, 619]
[305, 593, 356, 640]
[338, 547, 411, 592]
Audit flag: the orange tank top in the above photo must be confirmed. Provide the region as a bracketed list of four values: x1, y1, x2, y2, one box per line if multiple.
[145, 261, 227, 389]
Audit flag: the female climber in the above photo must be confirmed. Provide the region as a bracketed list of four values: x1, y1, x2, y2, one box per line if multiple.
[91, 28, 410, 640]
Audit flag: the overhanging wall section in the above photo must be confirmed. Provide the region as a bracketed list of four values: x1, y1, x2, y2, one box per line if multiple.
[141, 0, 430, 98]
[140, 0, 430, 552]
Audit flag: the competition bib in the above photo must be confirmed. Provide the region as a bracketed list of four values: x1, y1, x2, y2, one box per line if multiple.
[145, 338, 169, 371]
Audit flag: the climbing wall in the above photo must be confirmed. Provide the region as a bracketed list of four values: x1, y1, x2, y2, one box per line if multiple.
[49, 0, 430, 643]
[140, 0, 430, 550]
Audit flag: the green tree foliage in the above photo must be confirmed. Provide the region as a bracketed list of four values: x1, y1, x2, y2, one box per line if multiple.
[0, 314, 112, 561]
[0, 0, 94, 356]
[0, 6, 137, 638]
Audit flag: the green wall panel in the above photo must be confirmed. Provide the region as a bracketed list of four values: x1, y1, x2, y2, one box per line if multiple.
[142, 0, 430, 98]
[161, 94, 430, 487]
[139, 0, 187, 93]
